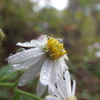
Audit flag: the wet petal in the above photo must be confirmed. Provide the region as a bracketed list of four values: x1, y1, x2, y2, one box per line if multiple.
[56, 61, 64, 77]
[16, 40, 39, 47]
[45, 95, 60, 100]
[7, 48, 44, 64]
[49, 62, 56, 86]
[36, 79, 47, 97]
[18, 56, 46, 87]
[9, 54, 45, 71]
[40, 58, 53, 86]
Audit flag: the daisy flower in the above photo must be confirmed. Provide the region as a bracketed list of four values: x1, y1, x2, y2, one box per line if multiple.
[7, 35, 68, 96]
[45, 71, 77, 100]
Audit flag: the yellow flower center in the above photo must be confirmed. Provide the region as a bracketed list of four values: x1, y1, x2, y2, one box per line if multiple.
[44, 38, 66, 60]
[67, 97, 77, 100]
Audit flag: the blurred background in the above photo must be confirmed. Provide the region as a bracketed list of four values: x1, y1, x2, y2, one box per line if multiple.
[0, 0, 100, 100]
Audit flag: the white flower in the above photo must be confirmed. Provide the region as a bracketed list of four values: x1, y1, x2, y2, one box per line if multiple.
[45, 71, 77, 100]
[7, 35, 68, 96]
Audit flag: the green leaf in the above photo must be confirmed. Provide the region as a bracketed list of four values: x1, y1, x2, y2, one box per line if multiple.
[12, 93, 20, 100]
[0, 64, 18, 81]
[0, 88, 9, 99]
[0, 65, 11, 78]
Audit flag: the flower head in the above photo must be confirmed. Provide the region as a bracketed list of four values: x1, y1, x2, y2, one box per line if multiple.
[45, 71, 77, 100]
[7, 35, 68, 96]
[44, 37, 66, 60]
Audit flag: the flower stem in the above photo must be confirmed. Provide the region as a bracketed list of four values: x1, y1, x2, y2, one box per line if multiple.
[15, 87, 43, 100]
[0, 82, 14, 87]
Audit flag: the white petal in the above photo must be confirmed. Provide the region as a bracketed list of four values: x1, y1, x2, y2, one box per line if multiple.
[40, 58, 53, 86]
[48, 82, 62, 99]
[37, 35, 46, 40]
[36, 79, 47, 97]
[9, 54, 45, 71]
[54, 88, 62, 99]
[56, 76, 66, 98]
[64, 71, 71, 98]
[18, 56, 46, 87]
[49, 62, 56, 86]
[45, 95, 60, 100]
[72, 80, 76, 97]
[7, 48, 44, 64]
[56, 61, 64, 77]
[64, 55, 69, 60]
[16, 40, 38, 47]
[48, 82, 56, 95]
[59, 58, 68, 70]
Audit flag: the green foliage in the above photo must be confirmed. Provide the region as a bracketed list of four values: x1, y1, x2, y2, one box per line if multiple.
[78, 0, 91, 6]
[0, 64, 18, 82]
[0, 88, 10, 99]
[12, 93, 20, 100]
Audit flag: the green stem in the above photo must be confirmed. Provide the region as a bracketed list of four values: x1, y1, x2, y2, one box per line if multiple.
[15, 87, 43, 100]
[0, 82, 14, 87]
[13, 78, 20, 87]
[0, 78, 20, 87]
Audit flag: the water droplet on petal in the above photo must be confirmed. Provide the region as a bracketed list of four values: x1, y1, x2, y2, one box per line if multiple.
[42, 76, 46, 79]
[13, 64, 20, 67]
[49, 69, 51, 72]
[33, 55, 36, 57]
[21, 77, 27, 82]
[43, 70, 46, 72]
[25, 42, 29, 44]
[17, 48, 25, 53]
[44, 67, 46, 70]
[9, 53, 13, 56]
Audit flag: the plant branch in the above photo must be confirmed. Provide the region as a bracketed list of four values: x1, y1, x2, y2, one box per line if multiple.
[0, 82, 14, 87]
[15, 87, 44, 100]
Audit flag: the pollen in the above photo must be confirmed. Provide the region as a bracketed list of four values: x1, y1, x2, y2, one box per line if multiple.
[44, 38, 66, 60]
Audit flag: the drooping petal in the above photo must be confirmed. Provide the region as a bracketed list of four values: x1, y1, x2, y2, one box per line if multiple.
[45, 95, 60, 100]
[64, 71, 71, 98]
[18, 56, 46, 87]
[40, 58, 53, 86]
[72, 80, 76, 97]
[36, 79, 47, 97]
[49, 61, 56, 86]
[56, 61, 64, 77]
[7, 48, 44, 64]
[9, 54, 45, 71]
